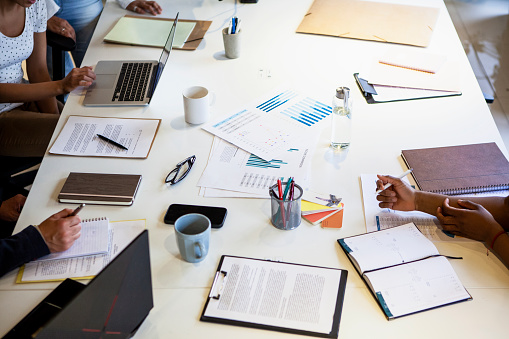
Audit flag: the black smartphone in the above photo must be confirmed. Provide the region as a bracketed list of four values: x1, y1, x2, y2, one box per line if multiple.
[164, 204, 228, 228]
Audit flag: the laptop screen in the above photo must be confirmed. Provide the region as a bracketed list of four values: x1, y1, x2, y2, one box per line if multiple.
[34, 230, 152, 338]
[153, 13, 179, 91]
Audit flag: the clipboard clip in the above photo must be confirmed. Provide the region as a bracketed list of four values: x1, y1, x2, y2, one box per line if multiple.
[209, 270, 228, 300]
[353, 73, 377, 97]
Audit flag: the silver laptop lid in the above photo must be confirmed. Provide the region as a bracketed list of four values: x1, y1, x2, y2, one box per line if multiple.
[151, 12, 179, 93]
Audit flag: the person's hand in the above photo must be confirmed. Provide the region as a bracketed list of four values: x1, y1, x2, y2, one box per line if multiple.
[47, 16, 76, 40]
[60, 66, 96, 93]
[38, 209, 81, 253]
[126, 1, 162, 16]
[0, 194, 26, 222]
[437, 198, 504, 243]
[375, 174, 416, 211]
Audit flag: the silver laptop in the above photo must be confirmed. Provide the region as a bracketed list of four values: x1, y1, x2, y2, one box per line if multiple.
[83, 13, 179, 106]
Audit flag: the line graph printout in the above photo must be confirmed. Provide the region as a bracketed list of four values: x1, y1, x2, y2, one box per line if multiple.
[198, 136, 313, 196]
[202, 89, 331, 161]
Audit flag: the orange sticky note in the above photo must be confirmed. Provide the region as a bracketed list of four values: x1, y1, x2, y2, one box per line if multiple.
[321, 204, 344, 228]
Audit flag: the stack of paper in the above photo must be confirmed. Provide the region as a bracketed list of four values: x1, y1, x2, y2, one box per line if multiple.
[197, 88, 333, 198]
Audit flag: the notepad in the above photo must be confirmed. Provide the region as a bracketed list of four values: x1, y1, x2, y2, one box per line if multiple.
[104, 16, 195, 48]
[35, 218, 110, 261]
[402, 142, 509, 195]
[338, 223, 471, 319]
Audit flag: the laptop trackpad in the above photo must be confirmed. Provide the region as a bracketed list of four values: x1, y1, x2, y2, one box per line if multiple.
[94, 74, 116, 89]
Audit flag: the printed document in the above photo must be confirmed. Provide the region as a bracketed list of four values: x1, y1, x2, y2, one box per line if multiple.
[50, 116, 160, 158]
[203, 256, 345, 334]
[17, 220, 145, 283]
[198, 136, 313, 195]
[203, 89, 331, 161]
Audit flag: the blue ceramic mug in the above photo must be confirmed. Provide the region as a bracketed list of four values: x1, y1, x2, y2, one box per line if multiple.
[174, 213, 211, 263]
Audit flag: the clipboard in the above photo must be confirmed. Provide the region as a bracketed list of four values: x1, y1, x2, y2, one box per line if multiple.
[200, 255, 348, 338]
[354, 73, 462, 104]
[104, 15, 212, 51]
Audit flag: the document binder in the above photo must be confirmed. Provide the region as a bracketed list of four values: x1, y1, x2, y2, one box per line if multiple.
[201, 255, 348, 338]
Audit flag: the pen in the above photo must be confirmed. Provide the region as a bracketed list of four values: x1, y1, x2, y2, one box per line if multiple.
[96, 134, 128, 150]
[70, 203, 85, 216]
[282, 177, 293, 201]
[231, 17, 236, 34]
[277, 178, 283, 199]
[375, 169, 413, 194]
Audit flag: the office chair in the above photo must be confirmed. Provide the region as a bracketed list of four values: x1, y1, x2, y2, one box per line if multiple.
[46, 30, 76, 102]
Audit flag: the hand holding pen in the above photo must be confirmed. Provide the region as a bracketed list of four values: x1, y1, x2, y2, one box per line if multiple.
[376, 171, 417, 211]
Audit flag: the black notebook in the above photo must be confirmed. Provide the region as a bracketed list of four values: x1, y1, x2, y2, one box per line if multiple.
[201, 255, 348, 338]
[338, 223, 471, 320]
[58, 172, 142, 206]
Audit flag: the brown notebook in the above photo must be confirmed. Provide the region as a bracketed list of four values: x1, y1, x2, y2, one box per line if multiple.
[401, 143, 509, 195]
[58, 173, 142, 206]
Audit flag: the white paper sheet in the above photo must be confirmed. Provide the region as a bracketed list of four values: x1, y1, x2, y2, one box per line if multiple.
[35, 218, 110, 261]
[198, 137, 312, 196]
[364, 256, 471, 318]
[19, 220, 145, 283]
[342, 223, 440, 274]
[50, 116, 160, 158]
[203, 256, 344, 334]
[202, 89, 331, 161]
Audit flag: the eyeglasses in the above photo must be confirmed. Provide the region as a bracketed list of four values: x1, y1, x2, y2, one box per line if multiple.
[165, 155, 196, 185]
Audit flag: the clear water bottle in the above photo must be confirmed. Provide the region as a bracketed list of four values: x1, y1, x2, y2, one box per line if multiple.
[330, 87, 351, 150]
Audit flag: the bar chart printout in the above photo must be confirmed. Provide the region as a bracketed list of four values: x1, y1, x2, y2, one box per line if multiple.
[203, 89, 331, 161]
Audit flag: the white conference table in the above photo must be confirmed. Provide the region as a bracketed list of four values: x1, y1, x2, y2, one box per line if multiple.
[2, 0, 509, 337]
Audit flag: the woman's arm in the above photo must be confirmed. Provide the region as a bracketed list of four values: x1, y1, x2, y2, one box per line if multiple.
[26, 31, 58, 113]
[0, 32, 96, 109]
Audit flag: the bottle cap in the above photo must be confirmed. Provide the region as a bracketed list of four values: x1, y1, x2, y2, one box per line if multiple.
[335, 87, 350, 100]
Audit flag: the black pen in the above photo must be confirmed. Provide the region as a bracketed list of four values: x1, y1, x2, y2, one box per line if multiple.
[70, 203, 85, 216]
[96, 134, 128, 150]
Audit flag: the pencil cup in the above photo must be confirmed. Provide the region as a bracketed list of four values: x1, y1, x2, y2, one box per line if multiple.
[174, 213, 211, 263]
[269, 183, 303, 230]
[222, 27, 241, 59]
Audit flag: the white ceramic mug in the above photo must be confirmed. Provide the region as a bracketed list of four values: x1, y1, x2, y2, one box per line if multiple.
[183, 86, 215, 124]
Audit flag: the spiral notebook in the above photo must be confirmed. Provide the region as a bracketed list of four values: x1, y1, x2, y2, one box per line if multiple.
[401, 143, 509, 195]
[34, 218, 110, 261]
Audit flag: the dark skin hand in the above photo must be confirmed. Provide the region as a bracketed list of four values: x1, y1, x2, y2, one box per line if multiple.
[376, 174, 509, 268]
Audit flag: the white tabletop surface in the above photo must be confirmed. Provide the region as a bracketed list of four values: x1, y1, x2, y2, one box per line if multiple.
[1, 0, 509, 337]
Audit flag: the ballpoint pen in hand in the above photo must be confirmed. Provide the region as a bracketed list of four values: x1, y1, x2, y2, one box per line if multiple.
[375, 169, 413, 194]
[70, 203, 85, 216]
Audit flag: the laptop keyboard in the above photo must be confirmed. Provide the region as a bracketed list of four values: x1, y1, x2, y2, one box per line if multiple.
[112, 62, 152, 102]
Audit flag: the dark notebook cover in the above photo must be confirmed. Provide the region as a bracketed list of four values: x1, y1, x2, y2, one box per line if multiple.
[401, 142, 509, 194]
[58, 172, 142, 205]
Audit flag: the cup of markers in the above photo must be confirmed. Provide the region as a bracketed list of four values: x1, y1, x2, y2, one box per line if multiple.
[222, 16, 242, 59]
[269, 178, 302, 230]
